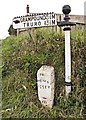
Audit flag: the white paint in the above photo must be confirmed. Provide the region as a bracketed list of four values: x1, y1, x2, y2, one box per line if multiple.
[13, 13, 57, 29]
[65, 30, 71, 95]
[65, 86, 71, 96]
[37, 65, 55, 108]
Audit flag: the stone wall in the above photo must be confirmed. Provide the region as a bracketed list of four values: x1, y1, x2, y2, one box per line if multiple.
[58, 14, 84, 24]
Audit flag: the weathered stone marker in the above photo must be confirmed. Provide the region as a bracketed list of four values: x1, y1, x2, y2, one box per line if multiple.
[37, 65, 55, 109]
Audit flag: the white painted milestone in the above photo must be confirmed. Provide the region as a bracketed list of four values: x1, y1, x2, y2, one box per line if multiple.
[37, 65, 55, 108]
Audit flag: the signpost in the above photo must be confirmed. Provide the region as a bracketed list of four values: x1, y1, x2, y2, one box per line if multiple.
[58, 5, 75, 96]
[13, 13, 57, 29]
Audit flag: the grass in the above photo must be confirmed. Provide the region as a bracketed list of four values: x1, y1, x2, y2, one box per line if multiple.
[2, 28, 86, 118]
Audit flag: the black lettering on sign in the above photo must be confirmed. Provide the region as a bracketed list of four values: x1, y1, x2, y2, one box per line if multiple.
[44, 21, 46, 25]
[22, 17, 24, 22]
[46, 14, 49, 19]
[30, 22, 33, 26]
[34, 22, 37, 26]
[25, 18, 28, 21]
[34, 16, 36, 21]
[47, 19, 51, 25]
[20, 17, 23, 22]
[28, 17, 30, 21]
[52, 20, 55, 25]
[27, 22, 29, 26]
[24, 23, 26, 27]
[52, 14, 55, 19]
[41, 15, 46, 20]
[32, 16, 34, 20]
[46, 20, 49, 25]
[38, 21, 41, 26]
[37, 16, 40, 20]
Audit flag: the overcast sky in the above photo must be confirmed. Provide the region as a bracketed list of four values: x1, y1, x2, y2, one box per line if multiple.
[0, 0, 85, 39]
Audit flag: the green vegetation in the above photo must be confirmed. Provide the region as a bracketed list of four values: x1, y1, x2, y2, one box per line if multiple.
[8, 25, 17, 36]
[2, 28, 86, 118]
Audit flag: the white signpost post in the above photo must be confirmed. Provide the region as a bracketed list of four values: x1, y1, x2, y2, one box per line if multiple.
[58, 5, 75, 96]
[65, 30, 71, 96]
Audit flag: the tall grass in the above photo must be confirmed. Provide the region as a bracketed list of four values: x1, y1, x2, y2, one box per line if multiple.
[2, 28, 85, 118]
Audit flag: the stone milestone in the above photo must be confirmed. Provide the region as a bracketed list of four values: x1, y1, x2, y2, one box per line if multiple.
[37, 65, 55, 109]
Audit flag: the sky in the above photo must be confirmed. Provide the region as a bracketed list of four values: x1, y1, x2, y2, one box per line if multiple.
[0, 0, 85, 39]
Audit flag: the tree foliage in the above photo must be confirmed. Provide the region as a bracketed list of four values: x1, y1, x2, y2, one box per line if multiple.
[8, 24, 17, 36]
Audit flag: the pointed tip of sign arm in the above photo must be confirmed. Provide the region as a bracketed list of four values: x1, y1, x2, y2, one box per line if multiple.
[13, 20, 20, 24]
